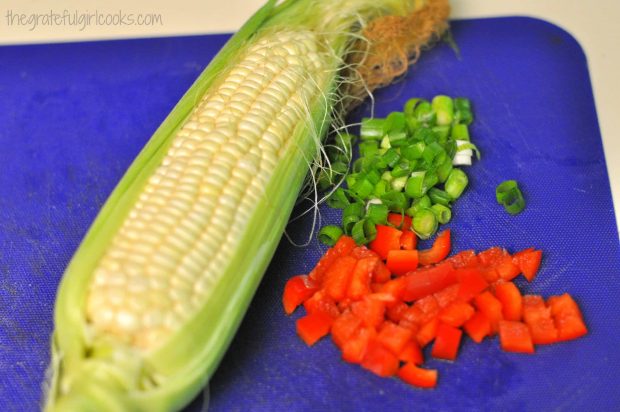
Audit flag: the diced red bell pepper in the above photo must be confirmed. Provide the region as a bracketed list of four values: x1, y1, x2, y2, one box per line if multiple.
[375, 277, 406, 303]
[474, 291, 503, 334]
[386, 301, 409, 323]
[348, 257, 378, 300]
[342, 327, 376, 364]
[282, 275, 319, 315]
[387, 213, 412, 231]
[447, 249, 479, 268]
[547, 294, 588, 341]
[522, 295, 558, 344]
[479, 266, 500, 283]
[432, 323, 463, 361]
[361, 340, 400, 377]
[296, 312, 333, 346]
[377, 321, 414, 355]
[398, 363, 438, 389]
[369, 225, 403, 260]
[400, 230, 417, 250]
[434, 284, 460, 308]
[512, 248, 542, 281]
[331, 310, 362, 348]
[334, 235, 357, 256]
[416, 317, 439, 348]
[418, 230, 451, 266]
[398, 319, 419, 335]
[455, 267, 489, 302]
[494, 255, 521, 281]
[350, 246, 380, 259]
[386, 249, 419, 276]
[323, 255, 357, 301]
[439, 302, 475, 327]
[463, 311, 491, 343]
[372, 261, 392, 283]
[401, 261, 458, 302]
[399, 340, 424, 365]
[478, 247, 507, 266]
[309, 247, 338, 284]
[498, 320, 534, 353]
[303, 290, 340, 319]
[494, 282, 522, 321]
[351, 296, 386, 328]
[412, 295, 440, 324]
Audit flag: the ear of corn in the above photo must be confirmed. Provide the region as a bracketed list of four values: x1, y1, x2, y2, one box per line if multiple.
[45, 0, 434, 410]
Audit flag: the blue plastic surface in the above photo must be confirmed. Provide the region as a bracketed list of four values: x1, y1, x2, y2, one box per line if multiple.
[0, 17, 619, 412]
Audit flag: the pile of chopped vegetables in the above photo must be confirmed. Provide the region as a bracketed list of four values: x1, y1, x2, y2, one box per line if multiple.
[283, 221, 587, 388]
[319, 95, 479, 245]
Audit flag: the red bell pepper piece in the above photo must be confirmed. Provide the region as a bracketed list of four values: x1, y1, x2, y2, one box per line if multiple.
[372, 260, 392, 283]
[342, 327, 376, 364]
[498, 320, 534, 353]
[348, 257, 378, 300]
[386, 249, 419, 276]
[418, 230, 451, 266]
[455, 267, 489, 302]
[296, 312, 333, 346]
[512, 248, 542, 281]
[463, 311, 491, 343]
[399, 230, 417, 250]
[351, 296, 386, 329]
[331, 310, 362, 348]
[399, 340, 424, 365]
[350, 245, 380, 259]
[474, 291, 503, 334]
[494, 282, 523, 321]
[369, 225, 403, 260]
[377, 321, 414, 355]
[432, 323, 463, 361]
[387, 213, 412, 230]
[547, 293, 588, 341]
[439, 302, 475, 327]
[361, 340, 400, 377]
[478, 247, 507, 266]
[398, 363, 438, 389]
[447, 249, 479, 268]
[433, 284, 460, 308]
[303, 290, 340, 319]
[494, 255, 521, 281]
[334, 235, 357, 256]
[411, 295, 440, 324]
[522, 295, 558, 344]
[401, 261, 457, 302]
[282, 275, 319, 315]
[323, 255, 357, 301]
[375, 277, 406, 303]
[386, 301, 408, 323]
[308, 248, 338, 284]
[416, 317, 439, 348]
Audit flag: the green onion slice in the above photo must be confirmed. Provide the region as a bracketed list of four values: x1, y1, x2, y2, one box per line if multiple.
[318, 225, 343, 246]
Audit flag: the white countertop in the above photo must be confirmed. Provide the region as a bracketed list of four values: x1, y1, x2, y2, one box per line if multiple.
[2, 0, 619, 232]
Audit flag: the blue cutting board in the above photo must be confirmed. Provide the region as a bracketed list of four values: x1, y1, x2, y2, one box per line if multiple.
[1, 17, 619, 412]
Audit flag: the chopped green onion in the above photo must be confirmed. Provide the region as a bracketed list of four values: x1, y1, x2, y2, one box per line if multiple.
[422, 142, 445, 166]
[383, 148, 401, 168]
[401, 141, 425, 161]
[454, 97, 473, 125]
[343, 202, 364, 219]
[360, 117, 387, 141]
[391, 176, 408, 191]
[351, 218, 377, 245]
[318, 225, 343, 246]
[422, 170, 439, 193]
[432, 95, 454, 126]
[373, 180, 389, 197]
[359, 141, 379, 158]
[445, 168, 468, 199]
[391, 161, 412, 178]
[380, 135, 392, 149]
[386, 111, 407, 133]
[381, 191, 408, 212]
[414, 100, 435, 124]
[436, 157, 454, 183]
[351, 177, 375, 198]
[412, 208, 438, 239]
[405, 171, 426, 198]
[346, 174, 356, 189]
[496, 180, 526, 215]
[431, 204, 452, 224]
[456, 141, 481, 160]
[367, 202, 389, 224]
[388, 130, 408, 147]
[432, 125, 451, 143]
[366, 169, 381, 185]
[451, 124, 470, 141]
[327, 188, 350, 209]
[404, 98, 422, 117]
[381, 171, 394, 182]
[413, 127, 436, 143]
[406, 195, 432, 216]
[342, 214, 360, 235]
[428, 187, 452, 206]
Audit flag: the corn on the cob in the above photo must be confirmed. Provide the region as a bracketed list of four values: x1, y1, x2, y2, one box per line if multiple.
[45, 0, 448, 410]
